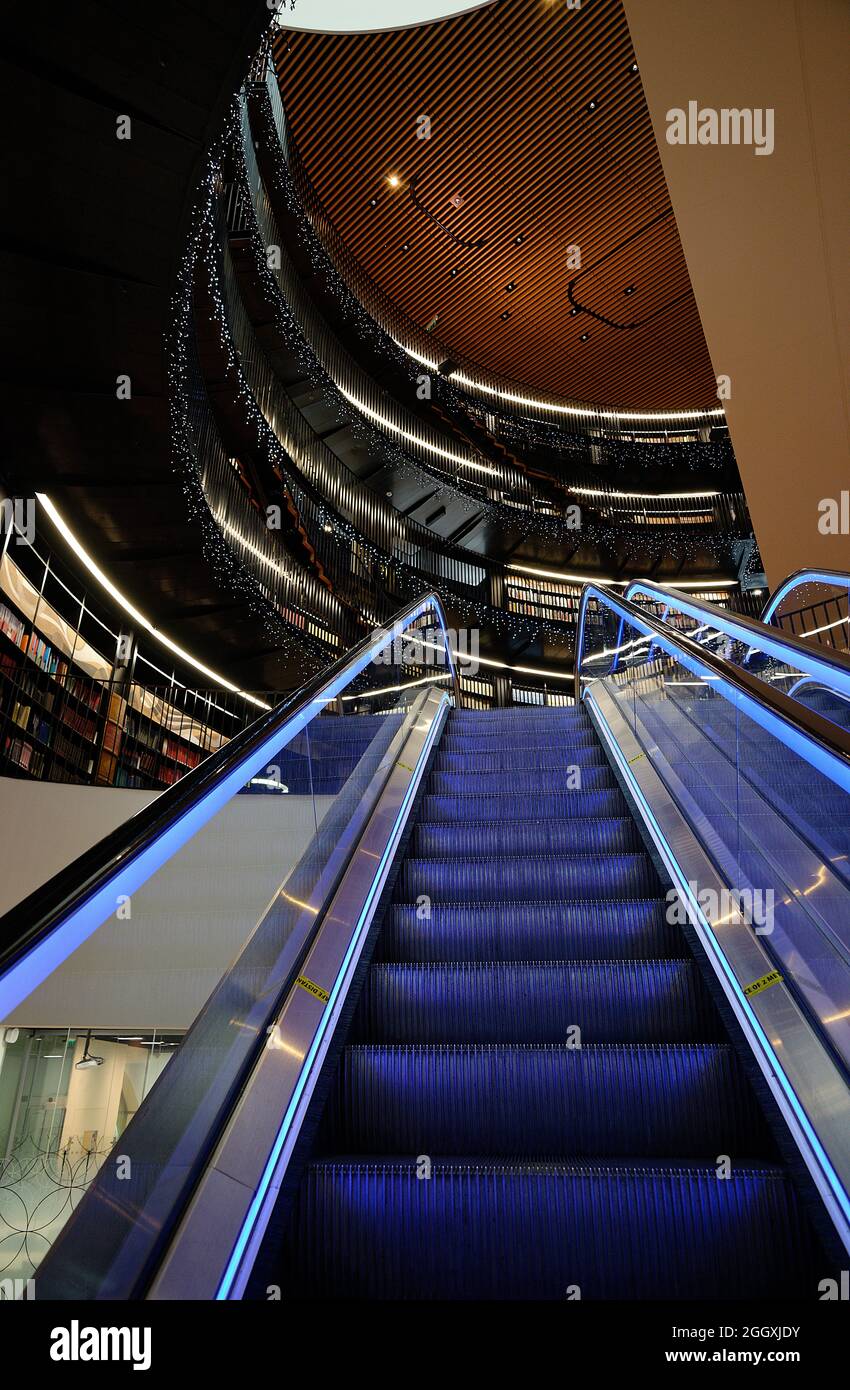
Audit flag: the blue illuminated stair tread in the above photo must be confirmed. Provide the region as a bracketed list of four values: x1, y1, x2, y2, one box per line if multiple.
[275, 703, 827, 1300]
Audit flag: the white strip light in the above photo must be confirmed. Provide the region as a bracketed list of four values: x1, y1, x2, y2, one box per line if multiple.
[391, 338, 725, 425]
[506, 562, 737, 592]
[35, 495, 272, 711]
[571, 485, 720, 501]
[338, 387, 499, 478]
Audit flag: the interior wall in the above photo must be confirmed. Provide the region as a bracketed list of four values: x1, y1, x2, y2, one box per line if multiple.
[0, 779, 159, 916]
[0, 780, 330, 1030]
[622, 0, 850, 587]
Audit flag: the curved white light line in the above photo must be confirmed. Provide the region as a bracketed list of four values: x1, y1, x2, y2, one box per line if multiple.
[571, 485, 720, 501]
[337, 386, 499, 477]
[35, 494, 272, 710]
[392, 338, 725, 425]
[506, 562, 737, 592]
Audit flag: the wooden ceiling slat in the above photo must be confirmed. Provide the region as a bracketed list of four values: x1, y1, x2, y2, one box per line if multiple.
[275, 0, 716, 410]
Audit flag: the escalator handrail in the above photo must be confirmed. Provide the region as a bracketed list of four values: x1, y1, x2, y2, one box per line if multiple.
[575, 582, 850, 768]
[0, 591, 458, 980]
[623, 577, 850, 694]
[761, 567, 850, 625]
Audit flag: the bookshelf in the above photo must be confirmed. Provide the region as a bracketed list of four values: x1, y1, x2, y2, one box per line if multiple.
[0, 538, 245, 791]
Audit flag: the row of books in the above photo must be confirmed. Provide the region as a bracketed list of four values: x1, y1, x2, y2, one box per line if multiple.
[0, 603, 25, 646]
[162, 736, 201, 769]
[52, 729, 95, 775]
[11, 701, 53, 748]
[24, 630, 69, 681]
[0, 599, 226, 789]
[3, 734, 46, 777]
[59, 703, 98, 744]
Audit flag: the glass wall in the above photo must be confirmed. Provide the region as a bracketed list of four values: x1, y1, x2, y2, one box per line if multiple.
[0, 1028, 179, 1288]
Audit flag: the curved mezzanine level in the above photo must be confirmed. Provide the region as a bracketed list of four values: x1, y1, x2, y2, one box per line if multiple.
[242, 64, 744, 521]
[1, 2, 759, 712]
[170, 52, 761, 693]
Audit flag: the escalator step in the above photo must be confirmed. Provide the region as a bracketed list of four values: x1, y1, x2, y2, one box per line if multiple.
[281, 1161, 820, 1300]
[439, 728, 598, 754]
[418, 789, 628, 822]
[320, 1043, 769, 1157]
[428, 766, 617, 794]
[411, 818, 642, 857]
[450, 708, 585, 725]
[378, 899, 677, 962]
[394, 853, 660, 902]
[353, 961, 722, 1043]
[432, 746, 608, 773]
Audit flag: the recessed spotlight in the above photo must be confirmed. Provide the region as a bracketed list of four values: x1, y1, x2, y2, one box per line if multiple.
[629, 62, 639, 75]
[402, 242, 410, 252]
[387, 174, 401, 189]
[449, 267, 459, 277]
[505, 281, 516, 292]
[579, 332, 590, 342]
[386, 491, 393, 497]
[586, 98, 598, 114]
[514, 233, 525, 245]
[368, 197, 378, 208]
[624, 284, 636, 296]
[501, 310, 512, 321]
[569, 306, 581, 317]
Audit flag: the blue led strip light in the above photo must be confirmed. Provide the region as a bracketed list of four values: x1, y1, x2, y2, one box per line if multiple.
[215, 694, 451, 1300]
[576, 585, 850, 798]
[585, 688, 850, 1240]
[0, 599, 454, 1020]
[624, 579, 850, 700]
[761, 570, 850, 627]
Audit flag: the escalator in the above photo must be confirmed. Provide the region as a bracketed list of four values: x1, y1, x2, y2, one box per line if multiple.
[268, 704, 826, 1299]
[1, 588, 848, 1302]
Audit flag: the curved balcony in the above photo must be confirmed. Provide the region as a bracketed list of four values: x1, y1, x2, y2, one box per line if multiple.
[254, 51, 725, 436]
[225, 98, 749, 578]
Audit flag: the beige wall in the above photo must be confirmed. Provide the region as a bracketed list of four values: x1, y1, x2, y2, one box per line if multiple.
[623, 0, 850, 586]
[0, 779, 331, 1030]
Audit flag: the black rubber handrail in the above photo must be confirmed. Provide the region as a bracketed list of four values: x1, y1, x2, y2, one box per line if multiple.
[0, 591, 458, 979]
[575, 582, 850, 767]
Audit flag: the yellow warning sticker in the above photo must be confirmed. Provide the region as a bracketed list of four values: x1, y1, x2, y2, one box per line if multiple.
[397, 760, 414, 773]
[627, 751, 646, 765]
[296, 975, 330, 1004]
[743, 969, 783, 998]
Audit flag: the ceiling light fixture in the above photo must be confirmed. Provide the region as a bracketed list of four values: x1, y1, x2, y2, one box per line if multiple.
[401, 242, 410, 252]
[586, 99, 598, 113]
[624, 285, 636, 296]
[368, 197, 378, 208]
[579, 332, 590, 342]
[514, 233, 525, 245]
[387, 175, 401, 189]
[500, 310, 511, 321]
[505, 281, 516, 292]
[630, 62, 639, 74]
